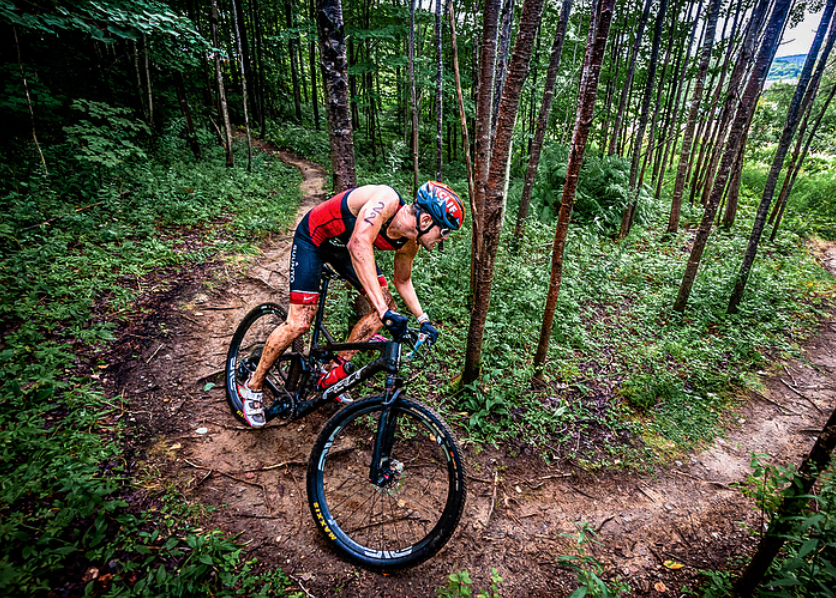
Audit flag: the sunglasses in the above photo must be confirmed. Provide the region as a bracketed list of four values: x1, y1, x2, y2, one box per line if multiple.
[438, 226, 451, 239]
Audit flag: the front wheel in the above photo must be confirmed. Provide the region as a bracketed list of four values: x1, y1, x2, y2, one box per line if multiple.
[307, 395, 467, 571]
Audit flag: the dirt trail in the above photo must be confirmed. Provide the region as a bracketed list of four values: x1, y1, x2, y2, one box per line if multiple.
[114, 151, 836, 597]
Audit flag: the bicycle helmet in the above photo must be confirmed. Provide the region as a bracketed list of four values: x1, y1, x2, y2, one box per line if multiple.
[415, 181, 465, 236]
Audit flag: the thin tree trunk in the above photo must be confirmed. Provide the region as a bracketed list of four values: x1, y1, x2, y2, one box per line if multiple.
[132, 40, 148, 121]
[13, 27, 47, 173]
[436, 0, 444, 180]
[770, 82, 836, 240]
[143, 33, 154, 130]
[174, 71, 202, 159]
[618, 0, 669, 239]
[533, 0, 615, 372]
[409, 0, 419, 192]
[512, 0, 573, 245]
[492, 0, 515, 135]
[666, 0, 722, 234]
[727, 0, 836, 314]
[310, 0, 321, 130]
[608, 0, 652, 156]
[232, 0, 253, 170]
[674, 0, 792, 313]
[317, 0, 357, 191]
[448, 0, 476, 217]
[210, 0, 234, 167]
[733, 405, 836, 596]
[469, 0, 502, 298]
[286, 0, 303, 123]
[463, 0, 548, 385]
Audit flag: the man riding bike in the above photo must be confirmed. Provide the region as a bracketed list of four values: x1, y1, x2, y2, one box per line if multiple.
[237, 180, 465, 427]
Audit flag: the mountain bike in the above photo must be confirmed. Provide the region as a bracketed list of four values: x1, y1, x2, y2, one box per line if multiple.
[224, 265, 467, 571]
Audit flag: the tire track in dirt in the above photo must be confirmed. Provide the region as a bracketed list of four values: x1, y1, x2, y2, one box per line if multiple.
[117, 147, 836, 597]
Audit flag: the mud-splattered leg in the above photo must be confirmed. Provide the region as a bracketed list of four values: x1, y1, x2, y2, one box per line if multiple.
[249, 303, 316, 392]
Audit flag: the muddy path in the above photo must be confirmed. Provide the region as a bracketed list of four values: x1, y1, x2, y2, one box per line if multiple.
[111, 149, 836, 598]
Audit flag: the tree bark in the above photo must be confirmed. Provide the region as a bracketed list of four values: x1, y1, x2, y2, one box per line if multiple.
[317, 0, 357, 191]
[448, 0, 476, 216]
[210, 0, 234, 167]
[607, 0, 652, 156]
[533, 0, 615, 372]
[512, 0, 572, 245]
[665, 0, 722, 234]
[673, 0, 792, 313]
[409, 0, 420, 192]
[143, 33, 154, 130]
[733, 405, 836, 596]
[436, 0, 444, 180]
[309, 0, 321, 130]
[173, 71, 201, 160]
[463, 0, 546, 385]
[727, 0, 836, 314]
[618, 0, 669, 239]
[13, 27, 47, 173]
[492, 0, 515, 135]
[232, 0, 253, 171]
[287, 0, 304, 123]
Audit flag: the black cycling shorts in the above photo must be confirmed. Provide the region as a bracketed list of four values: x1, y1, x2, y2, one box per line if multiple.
[289, 213, 387, 305]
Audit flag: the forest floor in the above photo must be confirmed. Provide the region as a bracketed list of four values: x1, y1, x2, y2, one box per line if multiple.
[104, 148, 836, 598]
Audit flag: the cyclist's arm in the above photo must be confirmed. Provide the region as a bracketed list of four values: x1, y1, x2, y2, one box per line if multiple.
[347, 188, 401, 318]
[392, 243, 424, 319]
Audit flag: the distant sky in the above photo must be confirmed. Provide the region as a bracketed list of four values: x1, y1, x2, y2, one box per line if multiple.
[777, 5, 826, 57]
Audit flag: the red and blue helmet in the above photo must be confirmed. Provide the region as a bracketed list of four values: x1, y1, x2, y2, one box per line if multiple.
[415, 181, 465, 231]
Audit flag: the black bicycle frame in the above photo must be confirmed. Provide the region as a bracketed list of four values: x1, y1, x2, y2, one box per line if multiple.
[263, 266, 407, 485]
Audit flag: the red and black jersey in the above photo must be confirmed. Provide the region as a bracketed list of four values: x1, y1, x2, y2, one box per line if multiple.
[305, 188, 408, 251]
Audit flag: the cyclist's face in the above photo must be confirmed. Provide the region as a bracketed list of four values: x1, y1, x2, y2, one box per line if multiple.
[419, 219, 448, 251]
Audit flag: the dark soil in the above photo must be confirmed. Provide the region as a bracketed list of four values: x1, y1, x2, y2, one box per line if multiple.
[105, 147, 836, 597]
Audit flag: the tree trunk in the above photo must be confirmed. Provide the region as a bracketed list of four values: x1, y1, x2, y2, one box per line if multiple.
[210, 0, 234, 167]
[317, 0, 357, 191]
[462, 0, 546, 385]
[309, 0, 321, 130]
[469, 0, 502, 299]
[770, 82, 836, 240]
[287, 0, 304, 123]
[733, 405, 836, 596]
[436, 0, 444, 180]
[533, 0, 615, 372]
[665, 0, 722, 234]
[512, 0, 572, 245]
[13, 27, 48, 173]
[174, 71, 201, 160]
[727, 0, 836, 314]
[409, 0, 420, 192]
[673, 0, 792, 313]
[448, 0, 476, 214]
[607, 0, 652, 156]
[232, 0, 253, 171]
[492, 0, 515, 135]
[618, 0, 668, 239]
[143, 33, 154, 130]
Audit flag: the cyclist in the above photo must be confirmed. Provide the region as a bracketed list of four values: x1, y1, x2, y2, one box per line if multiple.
[237, 181, 465, 427]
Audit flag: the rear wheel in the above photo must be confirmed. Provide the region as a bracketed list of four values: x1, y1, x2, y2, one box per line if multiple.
[224, 303, 304, 424]
[307, 395, 466, 571]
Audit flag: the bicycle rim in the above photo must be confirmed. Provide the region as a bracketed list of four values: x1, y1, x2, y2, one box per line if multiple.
[307, 396, 466, 570]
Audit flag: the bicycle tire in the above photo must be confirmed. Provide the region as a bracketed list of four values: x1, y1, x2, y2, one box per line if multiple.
[225, 303, 304, 425]
[307, 395, 466, 571]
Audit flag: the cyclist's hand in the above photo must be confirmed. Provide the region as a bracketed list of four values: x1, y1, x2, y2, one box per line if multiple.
[382, 310, 409, 341]
[420, 321, 439, 345]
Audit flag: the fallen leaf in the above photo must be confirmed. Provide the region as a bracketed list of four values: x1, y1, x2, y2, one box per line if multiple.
[82, 567, 100, 582]
[169, 443, 182, 450]
[245, 472, 255, 479]
[300, 573, 313, 582]
[664, 560, 685, 570]
[202, 382, 216, 392]
[654, 581, 667, 593]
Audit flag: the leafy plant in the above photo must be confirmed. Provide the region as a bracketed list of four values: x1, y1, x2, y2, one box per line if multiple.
[557, 523, 631, 598]
[436, 568, 504, 598]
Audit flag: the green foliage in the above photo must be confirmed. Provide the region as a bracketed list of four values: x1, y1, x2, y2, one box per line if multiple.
[0, 128, 300, 595]
[557, 523, 630, 598]
[436, 568, 504, 598]
[63, 100, 150, 171]
[525, 143, 659, 236]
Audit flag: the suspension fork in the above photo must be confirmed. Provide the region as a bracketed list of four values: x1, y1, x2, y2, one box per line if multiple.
[369, 342, 404, 486]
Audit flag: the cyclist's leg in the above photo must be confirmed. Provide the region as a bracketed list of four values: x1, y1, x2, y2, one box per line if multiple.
[249, 228, 321, 391]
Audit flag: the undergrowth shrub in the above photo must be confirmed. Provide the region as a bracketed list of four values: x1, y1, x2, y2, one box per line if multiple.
[0, 127, 300, 595]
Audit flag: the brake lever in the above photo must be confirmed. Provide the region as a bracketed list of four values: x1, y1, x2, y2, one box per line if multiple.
[406, 332, 430, 361]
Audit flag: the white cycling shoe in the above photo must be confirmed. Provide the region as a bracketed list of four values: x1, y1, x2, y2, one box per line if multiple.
[237, 378, 266, 428]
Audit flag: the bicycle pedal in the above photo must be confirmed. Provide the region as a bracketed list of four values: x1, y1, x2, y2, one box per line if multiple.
[335, 392, 354, 404]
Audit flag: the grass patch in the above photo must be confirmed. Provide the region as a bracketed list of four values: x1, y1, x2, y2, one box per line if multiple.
[0, 127, 301, 595]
